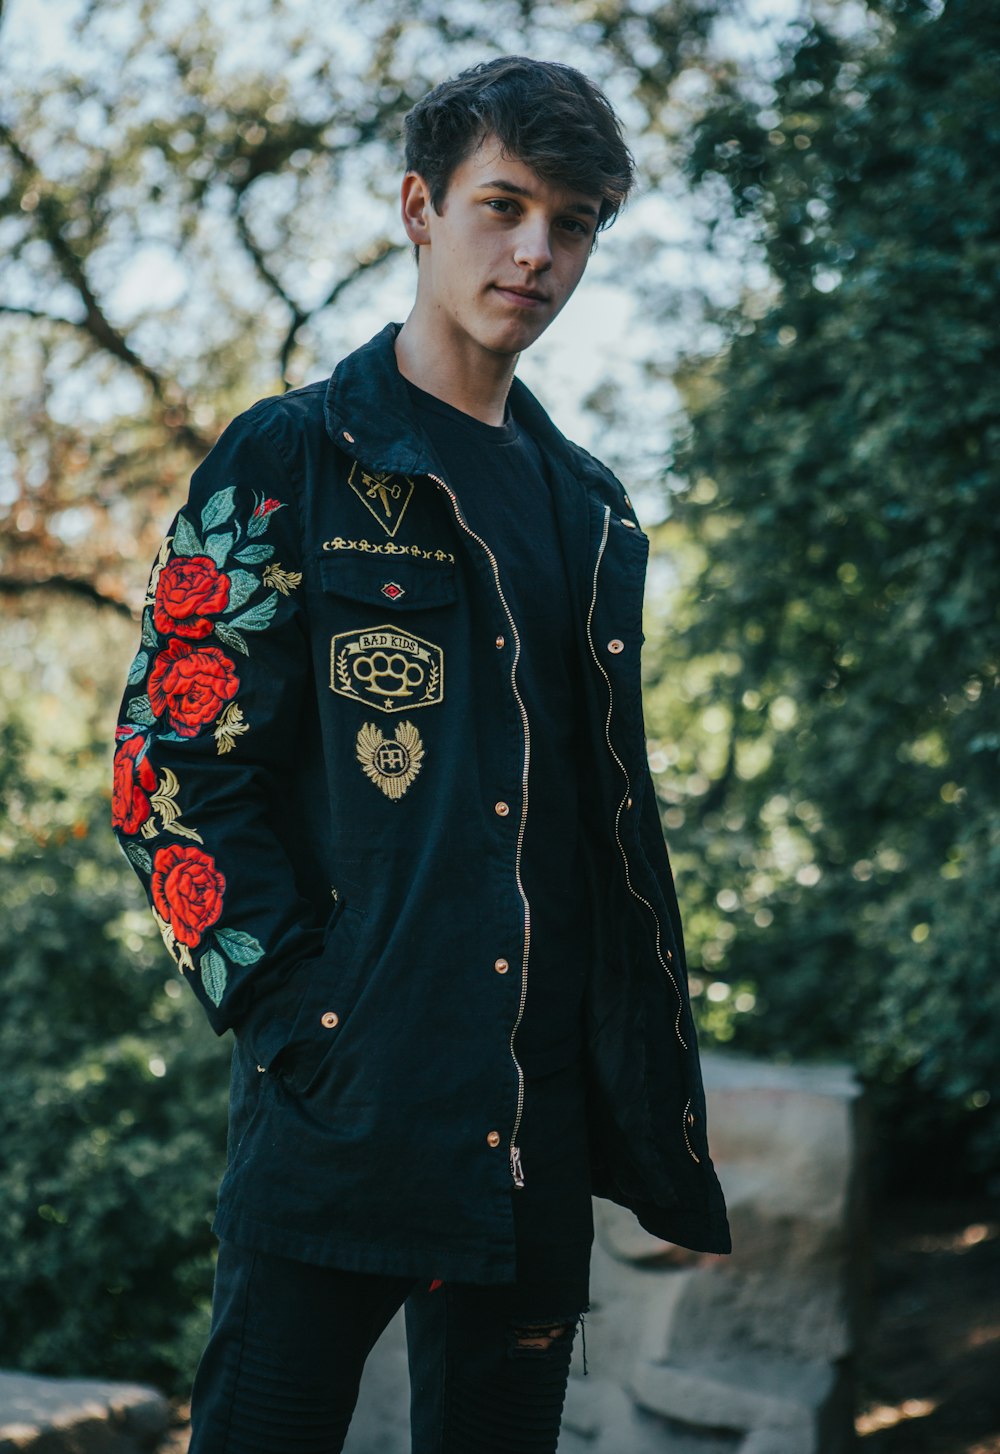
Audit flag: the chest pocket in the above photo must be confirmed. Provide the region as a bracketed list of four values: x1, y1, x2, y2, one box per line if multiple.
[319, 553, 457, 612]
[319, 554, 456, 714]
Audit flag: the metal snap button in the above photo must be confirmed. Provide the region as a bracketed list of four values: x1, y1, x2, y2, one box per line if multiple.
[608, 639, 624, 654]
[494, 957, 509, 974]
[494, 801, 510, 817]
[486, 1130, 501, 1148]
[626, 797, 633, 810]
[495, 634, 505, 649]
[687, 1111, 696, 1127]
[320, 1011, 340, 1030]
[342, 430, 354, 443]
[622, 518, 637, 529]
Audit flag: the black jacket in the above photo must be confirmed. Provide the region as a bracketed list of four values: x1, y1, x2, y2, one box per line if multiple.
[112, 323, 731, 1281]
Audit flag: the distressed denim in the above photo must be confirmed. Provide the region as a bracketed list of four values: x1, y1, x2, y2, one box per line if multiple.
[189, 1061, 594, 1454]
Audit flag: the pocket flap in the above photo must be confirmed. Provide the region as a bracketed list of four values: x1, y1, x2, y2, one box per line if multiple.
[319, 554, 457, 610]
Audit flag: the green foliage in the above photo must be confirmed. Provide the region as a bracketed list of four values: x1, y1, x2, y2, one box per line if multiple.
[654, 0, 1000, 1178]
[0, 702, 228, 1392]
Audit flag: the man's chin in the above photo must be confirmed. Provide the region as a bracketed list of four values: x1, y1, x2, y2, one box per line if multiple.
[481, 314, 550, 357]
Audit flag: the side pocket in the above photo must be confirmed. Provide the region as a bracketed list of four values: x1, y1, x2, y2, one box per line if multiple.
[268, 902, 366, 1095]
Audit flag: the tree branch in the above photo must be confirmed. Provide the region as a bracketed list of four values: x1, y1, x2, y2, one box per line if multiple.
[0, 303, 73, 325]
[233, 200, 301, 318]
[0, 122, 213, 458]
[0, 574, 135, 619]
[273, 239, 403, 388]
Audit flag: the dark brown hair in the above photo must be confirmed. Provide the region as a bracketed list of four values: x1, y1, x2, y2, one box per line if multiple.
[402, 56, 635, 257]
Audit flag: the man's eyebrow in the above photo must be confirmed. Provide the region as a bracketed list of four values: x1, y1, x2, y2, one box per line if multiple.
[476, 178, 600, 220]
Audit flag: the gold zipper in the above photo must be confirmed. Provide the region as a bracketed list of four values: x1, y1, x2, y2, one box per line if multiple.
[586, 506, 700, 1165]
[682, 1097, 699, 1162]
[428, 473, 529, 1189]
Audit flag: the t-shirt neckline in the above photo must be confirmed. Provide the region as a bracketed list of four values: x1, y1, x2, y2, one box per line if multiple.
[404, 378, 518, 445]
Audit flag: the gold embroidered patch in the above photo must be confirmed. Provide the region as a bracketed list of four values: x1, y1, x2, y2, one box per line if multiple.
[322, 536, 455, 563]
[331, 624, 443, 712]
[356, 720, 424, 800]
[348, 460, 415, 538]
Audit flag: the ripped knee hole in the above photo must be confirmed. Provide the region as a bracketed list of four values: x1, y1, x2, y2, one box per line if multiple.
[511, 1320, 573, 1351]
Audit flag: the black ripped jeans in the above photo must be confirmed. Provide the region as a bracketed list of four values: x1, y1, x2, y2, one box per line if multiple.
[188, 1058, 594, 1454]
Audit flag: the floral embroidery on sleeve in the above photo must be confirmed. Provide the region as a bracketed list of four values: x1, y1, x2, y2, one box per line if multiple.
[113, 729, 203, 849]
[112, 733, 157, 835]
[148, 639, 240, 736]
[153, 556, 231, 638]
[115, 481, 293, 1004]
[148, 843, 263, 1001]
[123, 487, 299, 753]
[152, 844, 225, 951]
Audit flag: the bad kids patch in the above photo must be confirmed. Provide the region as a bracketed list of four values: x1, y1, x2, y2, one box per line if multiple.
[330, 625, 443, 712]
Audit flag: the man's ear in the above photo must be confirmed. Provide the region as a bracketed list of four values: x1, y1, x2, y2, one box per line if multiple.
[400, 171, 434, 250]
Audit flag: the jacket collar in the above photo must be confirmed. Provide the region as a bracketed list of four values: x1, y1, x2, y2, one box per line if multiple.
[323, 321, 582, 481]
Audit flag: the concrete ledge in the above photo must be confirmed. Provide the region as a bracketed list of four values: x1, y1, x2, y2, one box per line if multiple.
[0, 1371, 169, 1454]
[629, 1352, 836, 1435]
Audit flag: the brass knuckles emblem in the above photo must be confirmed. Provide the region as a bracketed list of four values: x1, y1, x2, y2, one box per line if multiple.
[356, 720, 424, 800]
[330, 625, 443, 712]
[347, 460, 414, 538]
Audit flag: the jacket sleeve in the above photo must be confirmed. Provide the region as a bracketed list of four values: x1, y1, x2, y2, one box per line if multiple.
[111, 405, 328, 1069]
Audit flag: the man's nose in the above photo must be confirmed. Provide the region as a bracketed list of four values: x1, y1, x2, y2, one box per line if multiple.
[513, 221, 553, 272]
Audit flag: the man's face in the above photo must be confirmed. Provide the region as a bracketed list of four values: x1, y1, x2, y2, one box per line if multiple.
[405, 133, 602, 360]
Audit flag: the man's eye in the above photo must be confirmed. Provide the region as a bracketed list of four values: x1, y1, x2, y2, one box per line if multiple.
[487, 199, 515, 214]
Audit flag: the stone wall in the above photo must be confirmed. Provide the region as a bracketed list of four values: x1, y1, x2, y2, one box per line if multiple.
[343, 1050, 870, 1454]
[1, 1051, 868, 1454]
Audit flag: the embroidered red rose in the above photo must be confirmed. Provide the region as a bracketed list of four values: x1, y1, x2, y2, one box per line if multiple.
[112, 735, 157, 834]
[148, 638, 239, 737]
[151, 844, 226, 949]
[154, 555, 231, 639]
[247, 495, 285, 537]
[252, 497, 282, 520]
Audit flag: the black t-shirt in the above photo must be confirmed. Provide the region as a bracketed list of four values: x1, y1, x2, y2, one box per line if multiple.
[406, 379, 589, 1077]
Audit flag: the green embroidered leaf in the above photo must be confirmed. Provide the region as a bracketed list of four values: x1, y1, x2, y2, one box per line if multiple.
[201, 487, 236, 534]
[126, 694, 157, 726]
[200, 948, 228, 1006]
[214, 622, 249, 655]
[122, 840, 152, 874]
[215, 928, 264, 965]
[205, 531, 234, 568]
[224, 569, 259, 613]
[172, 514, 203, 557]
[233, 543, 273, 564]
[126, 650, 149, 686]
[140, 611, 157, 647]
[227, 593, 278, 632]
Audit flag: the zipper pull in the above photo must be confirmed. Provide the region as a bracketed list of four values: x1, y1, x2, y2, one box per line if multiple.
[510, 1144, 525, 1188]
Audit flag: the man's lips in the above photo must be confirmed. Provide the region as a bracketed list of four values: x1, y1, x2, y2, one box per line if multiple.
[494, 284, 549, 307]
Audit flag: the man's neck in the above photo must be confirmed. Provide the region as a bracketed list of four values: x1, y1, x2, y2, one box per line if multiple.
[393, 312, 517, 427]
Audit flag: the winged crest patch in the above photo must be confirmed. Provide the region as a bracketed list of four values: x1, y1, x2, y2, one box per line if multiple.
[355, 720, 424, 800]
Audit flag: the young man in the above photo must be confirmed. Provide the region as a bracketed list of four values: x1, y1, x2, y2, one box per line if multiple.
[112, 55, 730, 1454]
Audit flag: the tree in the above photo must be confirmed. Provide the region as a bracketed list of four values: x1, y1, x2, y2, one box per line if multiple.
[650, 0, 1000, 1178]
